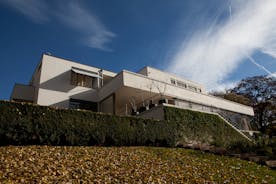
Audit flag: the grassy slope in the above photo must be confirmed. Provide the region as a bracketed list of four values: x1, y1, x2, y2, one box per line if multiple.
[0, 146, 275, 183]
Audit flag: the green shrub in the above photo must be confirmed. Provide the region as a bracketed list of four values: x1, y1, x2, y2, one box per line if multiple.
[228, 135, 276, 159]
[0, 101, 176, 146]
[163, 106, 250, 147]
[0, 101, 249, 147]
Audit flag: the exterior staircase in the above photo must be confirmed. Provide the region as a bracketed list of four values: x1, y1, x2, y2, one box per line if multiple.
[216, 113, 253, 142]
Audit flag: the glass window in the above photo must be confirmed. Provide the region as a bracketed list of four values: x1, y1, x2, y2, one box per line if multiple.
[171, 79, 176, 85]
[188, 85, 197, 92]
[177, 81, 187, 88]
[71, 71, 93, 88]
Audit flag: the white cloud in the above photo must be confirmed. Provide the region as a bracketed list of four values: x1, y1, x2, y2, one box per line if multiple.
[268, 72, 276, 78]
[1, 0, 49, 23]
[210, 81, 238, 93]
[168, 0, 276, 91]
[56, 2, 116, 51]
[1, 0, 115, 51]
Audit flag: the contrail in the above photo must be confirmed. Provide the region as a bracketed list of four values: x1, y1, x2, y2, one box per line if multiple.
[229, 4, 232, 19]
[229, 3, 275, 78]
[245, 53, 276, 78]
[169, 0, 276, 90]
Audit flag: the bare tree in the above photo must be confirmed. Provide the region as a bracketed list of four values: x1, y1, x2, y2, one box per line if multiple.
[152, 81, 167, 103]
[128, 96, 137, 114]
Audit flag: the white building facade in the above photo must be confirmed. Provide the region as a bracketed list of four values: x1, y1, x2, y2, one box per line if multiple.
[11, 54, 254, 131]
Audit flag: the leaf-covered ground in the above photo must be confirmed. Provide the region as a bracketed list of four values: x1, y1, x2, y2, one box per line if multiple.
[0, 146, 275, 183]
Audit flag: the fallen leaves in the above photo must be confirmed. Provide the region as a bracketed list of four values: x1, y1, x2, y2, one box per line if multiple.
[0, 146, 275, 183]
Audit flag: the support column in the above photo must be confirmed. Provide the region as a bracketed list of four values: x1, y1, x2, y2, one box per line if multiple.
[113, 93, 116, 115]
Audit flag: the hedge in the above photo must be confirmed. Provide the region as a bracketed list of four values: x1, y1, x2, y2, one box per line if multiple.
[0, 101, 249, 147]
[163, 106, 251, 147]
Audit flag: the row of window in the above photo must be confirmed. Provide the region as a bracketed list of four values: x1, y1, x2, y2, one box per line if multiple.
[171, 78, 202, 93]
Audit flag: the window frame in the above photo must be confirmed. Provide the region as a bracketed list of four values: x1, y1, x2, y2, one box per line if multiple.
[71, 71, 93, 88]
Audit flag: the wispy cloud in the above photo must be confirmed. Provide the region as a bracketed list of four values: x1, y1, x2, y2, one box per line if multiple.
[0, 0, 49, 23]
[210, 81, 238, 93]
[55, 1, 116, 51]
[1, 0, 115, 51]
[168, 0, 276, 91]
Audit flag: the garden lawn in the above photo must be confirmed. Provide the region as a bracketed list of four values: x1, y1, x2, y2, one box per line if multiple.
[0, 146, 275, 183]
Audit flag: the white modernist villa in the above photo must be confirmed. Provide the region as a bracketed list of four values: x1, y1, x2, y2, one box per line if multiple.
[11, 54, 254, 132]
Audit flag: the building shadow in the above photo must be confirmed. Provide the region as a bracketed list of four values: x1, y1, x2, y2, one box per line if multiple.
[39, 70, 75, 93]
[49, 90, 98, 110]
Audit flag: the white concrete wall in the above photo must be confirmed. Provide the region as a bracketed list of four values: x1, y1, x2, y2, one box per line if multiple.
[122, 71, 254, 116]
[100, 95, 114, 114]
[98, 72, 124, 100]
[10, 84, 35, 102]
[138, 66, 206, 94]
[9, 54, 254, 116]
[36, 54, 116, 108]
[30, 60, 42, 103]
[11, 58, 43, 103]
[137, 67, 148, 76]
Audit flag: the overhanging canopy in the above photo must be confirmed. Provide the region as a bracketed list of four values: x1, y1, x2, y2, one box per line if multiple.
[71, 67, 102, 78]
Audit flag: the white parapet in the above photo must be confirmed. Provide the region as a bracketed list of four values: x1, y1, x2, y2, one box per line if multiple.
[122, 70, 254, 116]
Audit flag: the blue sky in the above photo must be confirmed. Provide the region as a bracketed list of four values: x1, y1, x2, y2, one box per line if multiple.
[0, 0, 275, 100]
